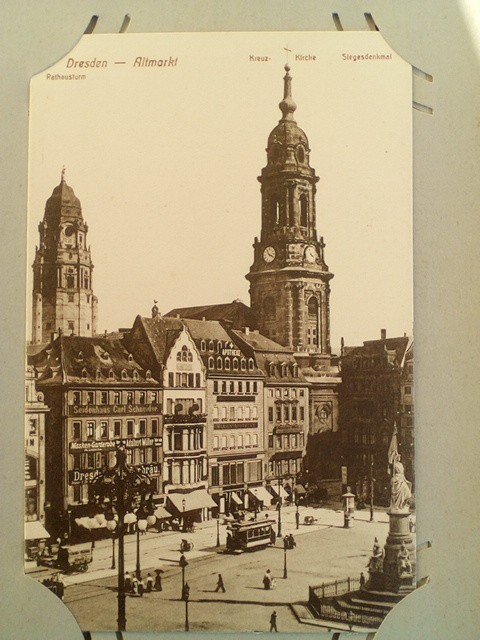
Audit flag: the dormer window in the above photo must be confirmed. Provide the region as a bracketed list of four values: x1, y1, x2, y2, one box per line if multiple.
[208, 340, 214, 351]
[146, 369, 152, 379]
[95, 369, 101, 380]
[248, 358, 254, 371]
[76, 351, 84, 362]
[201, 340, 206, 352]
[121, 369, 128, 380]
[217, 357, 223, 370]
[224, 358, 231, 371]
[132, 370, 139, 381]
[208, 356, 214, 369]
[233, 358, 239, 371]
[241, 358, 246, 371]
[128, 353, 133, 363]
[109, 369, 115, 380]
[81, 368, 88, 379]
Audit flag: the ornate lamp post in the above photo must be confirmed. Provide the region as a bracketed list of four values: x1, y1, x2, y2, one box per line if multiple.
[182, 581, 190, 631]
[295, 498, 300, 530]
[105, 511, 118, 570]
[135, 504, 148, 579]
[182, 498, 186, 532]
[277, 476, 282, 538]
[90, 441, 154, 632]
[179, 553, 188, 599]
[369, 458, 375, 523]
[216, 514, 220, 547]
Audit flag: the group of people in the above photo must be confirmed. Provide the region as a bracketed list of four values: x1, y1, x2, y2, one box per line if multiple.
[124, 570, 163, 596]
[283, 534, 296, 550]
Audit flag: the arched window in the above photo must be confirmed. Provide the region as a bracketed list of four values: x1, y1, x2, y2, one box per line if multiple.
[217, 357, 223, 370]
[225, 358, 231, 371]
[300, 193, 308, 227]
[248, 358, 254, 371]
[271, 197, 280, 225]
[307, 297, 319, 348]
[241, 358, 246, 371]
[264, 297, 276, 321]
[208, 340, 214, 351]
[208, 356, 214, 369]
[200, 340, 206, 352]
[233, 358, 239, 371]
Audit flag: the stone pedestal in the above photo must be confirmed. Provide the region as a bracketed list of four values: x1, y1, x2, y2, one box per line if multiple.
[382, 510, 415, 592]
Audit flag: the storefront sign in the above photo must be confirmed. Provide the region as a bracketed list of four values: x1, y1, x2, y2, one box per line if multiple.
[70, 436, 163, 452]
[221, 348, 242, 357]
[68, 404, 162, 416]
[69, 462, 161, 485]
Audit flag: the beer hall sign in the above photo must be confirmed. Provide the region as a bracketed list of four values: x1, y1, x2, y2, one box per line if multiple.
[68, 462, 161, 485]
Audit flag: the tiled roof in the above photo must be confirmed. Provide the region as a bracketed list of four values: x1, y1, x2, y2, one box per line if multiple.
[230, 330, 291, 353]
[133, 315, 183, 365]
[31, 335, 151, 385]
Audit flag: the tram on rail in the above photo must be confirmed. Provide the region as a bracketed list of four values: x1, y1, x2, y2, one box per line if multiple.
[226, 518, 276, 552]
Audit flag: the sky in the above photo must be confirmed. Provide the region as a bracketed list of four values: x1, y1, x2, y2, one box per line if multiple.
[27, 30, 412, 351]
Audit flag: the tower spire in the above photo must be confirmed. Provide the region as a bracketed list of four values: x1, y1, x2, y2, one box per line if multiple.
[61, 165, 66, 183]
[279, 64, 297, 122]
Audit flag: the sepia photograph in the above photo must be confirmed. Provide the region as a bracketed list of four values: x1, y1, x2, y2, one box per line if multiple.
[24, 29, 414, 634]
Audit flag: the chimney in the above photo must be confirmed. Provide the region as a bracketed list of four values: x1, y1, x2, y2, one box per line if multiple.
[202, 317, 206, 321]
[381, 329, 386, 340]
[243, 327, 250, 335]
[340, 336, 344, 356]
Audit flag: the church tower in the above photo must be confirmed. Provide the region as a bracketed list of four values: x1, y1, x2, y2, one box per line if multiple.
[247, 65, 333, 353]
[31, 171, 98, 344]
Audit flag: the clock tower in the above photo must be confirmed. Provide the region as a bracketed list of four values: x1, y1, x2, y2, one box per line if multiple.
[247, 64, 333, 354]
[31, 171, 98, 344]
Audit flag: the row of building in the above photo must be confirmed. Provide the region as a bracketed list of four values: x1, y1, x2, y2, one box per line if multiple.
[25, 64, 414, 545]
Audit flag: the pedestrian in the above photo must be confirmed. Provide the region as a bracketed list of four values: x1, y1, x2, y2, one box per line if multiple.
[263, 569, 272, 590]
[288, 533, 296, 549]
[215, 573, 226, 593]
[269, 610, 278, 632]
[295, 510, 300, 529]
[360, 571, 366, 589]
[124, 571, 132, 592]
[154, 569, 163, 591]
[131, 575, 138, 595]
[138, 576, 145, 597]
[146, 573, 153, 593]
[270, 528, 276, 545]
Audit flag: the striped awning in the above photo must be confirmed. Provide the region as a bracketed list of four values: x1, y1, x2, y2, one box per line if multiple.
[270, 484, 289, 500]
[154, 506, 172, 520]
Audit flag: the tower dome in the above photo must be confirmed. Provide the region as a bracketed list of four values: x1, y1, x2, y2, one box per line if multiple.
[264, 65, 312, 174]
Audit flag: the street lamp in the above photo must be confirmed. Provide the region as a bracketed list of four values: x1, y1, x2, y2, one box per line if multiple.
[277, 476, 282, 538]
[182, 581, 190, 632]
[283, 536, 288, 579]
[106, 512, 117, 570]
[179, 553, 189, 599]
[295, 499, 300, 530]
[135, 503, 148, 579]
[216, 514, 220, 547]
[369, 458, 375, 523]
[182, 498, 186, 532]
[89, 441, 154, 632]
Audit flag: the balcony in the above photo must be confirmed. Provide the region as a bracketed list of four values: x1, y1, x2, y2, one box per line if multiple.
[164, 413, 207, 424]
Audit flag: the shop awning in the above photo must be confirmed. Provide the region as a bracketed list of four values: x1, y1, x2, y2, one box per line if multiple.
[154, 506, 172, 520]
[168, 489, 217, 513]
[270, 484, 289, 500]
[25, 521, 50, 540]
[249, 486, 273, 505]
[295, 484, 307, 495]
[230, 491, 243, 505]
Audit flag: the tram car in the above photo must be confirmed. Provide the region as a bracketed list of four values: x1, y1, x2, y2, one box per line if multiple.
[226, 519, 276, 553]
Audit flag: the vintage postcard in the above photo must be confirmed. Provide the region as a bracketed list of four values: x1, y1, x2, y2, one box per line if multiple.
[25, 30, 414, 635]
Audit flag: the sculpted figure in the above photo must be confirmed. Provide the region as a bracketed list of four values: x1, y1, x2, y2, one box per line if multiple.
[366, 537, 384, 573]
[397, 542, 413, 576]
[390, 454, 412, 511]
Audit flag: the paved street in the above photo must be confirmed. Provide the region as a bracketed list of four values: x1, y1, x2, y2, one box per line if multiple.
[41, 505, 389, 633]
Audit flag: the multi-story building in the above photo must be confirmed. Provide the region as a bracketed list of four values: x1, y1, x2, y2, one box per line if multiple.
[24, 365, 50, 551]
[31, 172, 98, 344]
[340, 330, 414, 506]
[30, 335, 162, 539]
[127, 311, 215, 523]
[231, 328, 309, 495]
[180, 319, 267, 514]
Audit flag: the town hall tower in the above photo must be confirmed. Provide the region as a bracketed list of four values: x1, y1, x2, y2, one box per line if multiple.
[31, 171, 98, 344]
[247, 65, 333, 353]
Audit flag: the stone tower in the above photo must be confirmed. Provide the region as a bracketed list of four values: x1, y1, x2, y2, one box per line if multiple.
[247, 65, 333, 353]
[31, 171, 98, 344]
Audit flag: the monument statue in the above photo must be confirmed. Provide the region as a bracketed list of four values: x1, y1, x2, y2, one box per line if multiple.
[389, 453, 412, 511]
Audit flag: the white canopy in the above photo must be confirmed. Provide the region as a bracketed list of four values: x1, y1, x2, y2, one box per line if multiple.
[25, 521, 50, 540]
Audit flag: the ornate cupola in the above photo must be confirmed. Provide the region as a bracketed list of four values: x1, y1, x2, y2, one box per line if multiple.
[247, 65, 333, 353]
[31, 169, 98, 344]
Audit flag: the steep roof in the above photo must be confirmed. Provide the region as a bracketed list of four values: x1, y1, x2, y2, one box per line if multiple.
[31, 335, 151, 385]
[165, 299, 255, 329]
[131, 315, 183, 366]
[343, 335, 412, 367]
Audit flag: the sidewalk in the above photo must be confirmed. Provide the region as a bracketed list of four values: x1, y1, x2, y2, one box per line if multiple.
[31, 504, 389, 586]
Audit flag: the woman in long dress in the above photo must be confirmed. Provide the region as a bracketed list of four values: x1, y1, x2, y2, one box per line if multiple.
[390, 454, 412, 510]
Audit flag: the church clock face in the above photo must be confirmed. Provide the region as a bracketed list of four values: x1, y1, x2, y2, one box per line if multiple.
[305, 246, 317, 263]
[263, 246, 276, 263]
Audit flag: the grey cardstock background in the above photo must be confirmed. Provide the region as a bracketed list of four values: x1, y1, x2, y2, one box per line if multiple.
[1, 1, 479, 639]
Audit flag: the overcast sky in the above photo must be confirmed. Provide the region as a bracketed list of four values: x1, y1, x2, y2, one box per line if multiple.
[27, 30, 412, 351]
